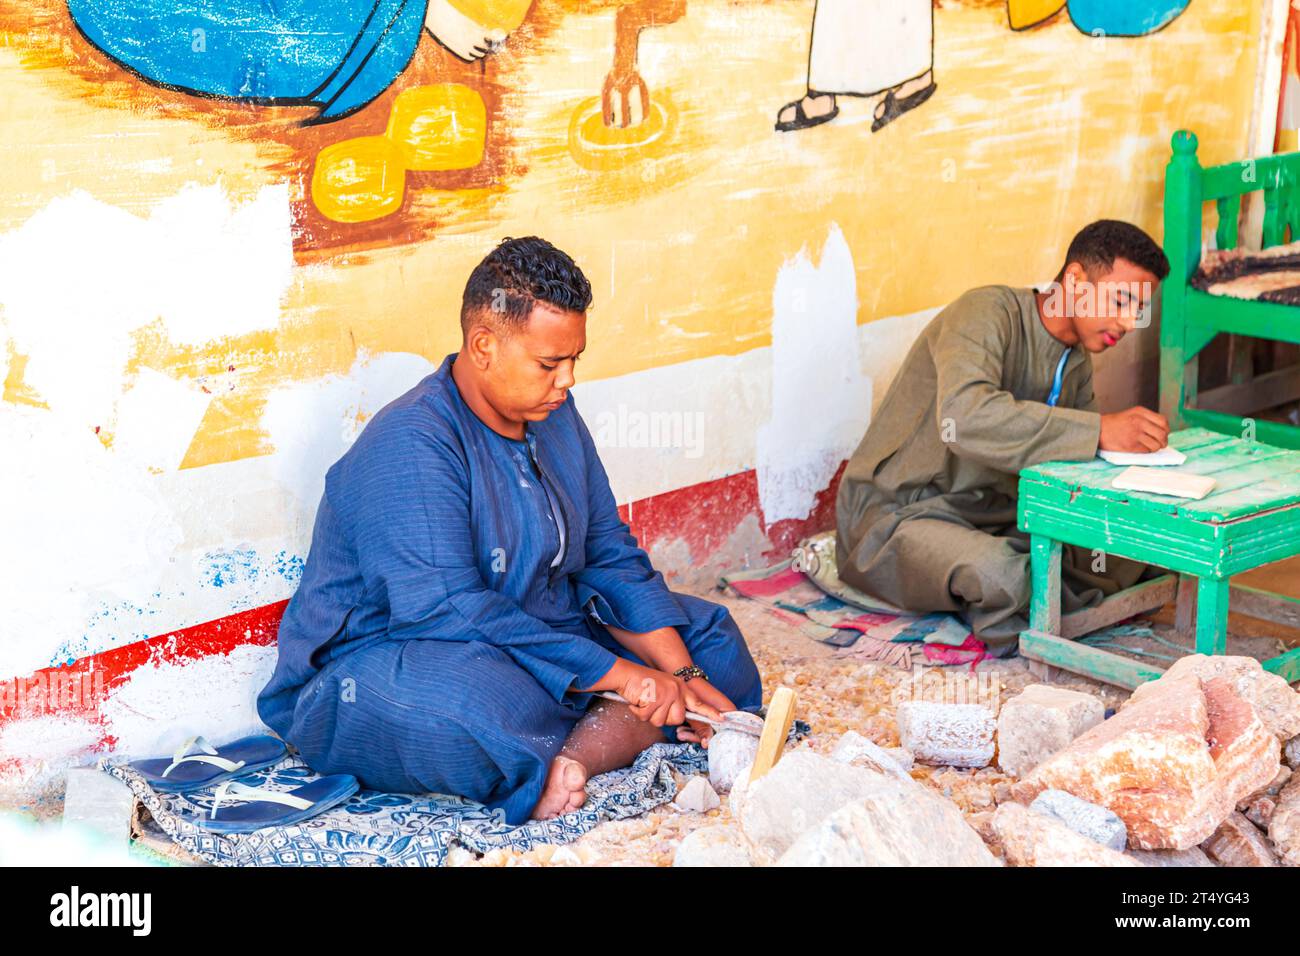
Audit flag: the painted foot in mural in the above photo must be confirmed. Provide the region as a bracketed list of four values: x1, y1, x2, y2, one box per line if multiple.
[872, 73, 936, 133]
[531, 756, 589, 819]
[775, 92, 839, 132]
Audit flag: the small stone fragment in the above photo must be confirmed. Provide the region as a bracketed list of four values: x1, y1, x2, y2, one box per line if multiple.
[1269, 773, 1300, 866]
[966, 810, 1002, 855]
[896, 701, 996, 769]
[675, 776, 720, 813]
[831, 731, 913, 781]
[992, 803, 1140, 867]
[1126, 847, 1217, 867]
[673, 825, 752, 867]
[1201, 811, 1278, 867]
[1242, 796, 1277, 829]
[709, 724, 759, 792]
[548, 846, 582, 866]
[1238, 766, 1290, 827]
[1030, 789, 1127, 851]
[997, 684, 1104, 778]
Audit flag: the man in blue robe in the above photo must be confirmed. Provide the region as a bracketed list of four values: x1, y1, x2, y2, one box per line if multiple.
[257, 237, 763, 822]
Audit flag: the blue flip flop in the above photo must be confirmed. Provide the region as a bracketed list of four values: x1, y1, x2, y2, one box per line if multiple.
[129, 734, 287, 794]
[194, 775, 360, 833]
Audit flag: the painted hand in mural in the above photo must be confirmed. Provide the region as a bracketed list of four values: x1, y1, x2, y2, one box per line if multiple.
[425, 0, 528, 62]
[602, 0, 686, 128]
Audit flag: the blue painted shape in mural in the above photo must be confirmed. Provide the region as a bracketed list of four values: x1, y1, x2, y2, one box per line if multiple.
[66, 0, 430, 121]
[1067, 0, 1191, 37]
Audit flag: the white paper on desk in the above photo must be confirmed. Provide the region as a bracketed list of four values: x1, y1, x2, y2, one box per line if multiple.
[1112, 466, 1216, 500]
[1098, 446, 1187, 467]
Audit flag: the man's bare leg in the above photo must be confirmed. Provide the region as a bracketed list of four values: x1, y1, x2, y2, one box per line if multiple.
[530, 699, 666, 819]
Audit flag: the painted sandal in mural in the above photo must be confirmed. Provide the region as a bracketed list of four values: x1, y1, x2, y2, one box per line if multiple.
[871, 81, 937, 133]
[193, 775, 360, 833]
[775, 96, 839, 133]
[128, 734, 287, 794]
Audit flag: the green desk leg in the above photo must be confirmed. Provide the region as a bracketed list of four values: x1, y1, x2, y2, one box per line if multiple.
[1196, 577, 1229, 656]
[1030, 534, 1062, 634]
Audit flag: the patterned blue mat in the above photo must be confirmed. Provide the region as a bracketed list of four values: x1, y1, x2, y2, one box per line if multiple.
[101, 743, 710, 867]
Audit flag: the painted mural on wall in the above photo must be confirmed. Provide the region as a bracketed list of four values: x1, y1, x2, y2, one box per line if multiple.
[775, 0, 935, 134]
[0, 0, 1269, 771]
[51, 0, 694, 230]
[1007, 0, 1191, 33]
[5, 0, 1203, 240]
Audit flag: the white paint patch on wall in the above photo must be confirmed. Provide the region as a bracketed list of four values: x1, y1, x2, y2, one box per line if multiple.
[1, 400, 188, 676]
[0, 353, 440, 679]
[113, 368, 212, 472]
[572, 350, 769, 505]
[0, 184, 292, 431]
[756, 223, 870, 524]
[0, 184, 295, 678]
[262, 350, 437, 518]
[99, 643, 278, 761]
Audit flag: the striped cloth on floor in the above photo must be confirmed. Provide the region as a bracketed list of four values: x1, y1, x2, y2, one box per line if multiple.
[721, 532, 982, 668]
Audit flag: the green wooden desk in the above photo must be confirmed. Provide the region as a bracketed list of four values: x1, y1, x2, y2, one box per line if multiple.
[1017, 428, 1300, 689]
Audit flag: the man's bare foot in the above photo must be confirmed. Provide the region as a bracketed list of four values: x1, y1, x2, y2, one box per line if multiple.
[531, 755, 589, 820]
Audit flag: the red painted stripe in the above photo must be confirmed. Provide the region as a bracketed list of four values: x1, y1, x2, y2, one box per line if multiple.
[0, 601, 288, 747]
[625, 461, 844, 565]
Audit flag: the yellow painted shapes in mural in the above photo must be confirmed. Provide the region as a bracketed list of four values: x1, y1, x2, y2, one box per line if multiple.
[567, 94, 678, 173]
[445, 0, 532, 34]
[1008, 0, 1066, 30]
[387, 84, 487, 172]
[311, 84, 487, 224]
[313, 136, 406, 223]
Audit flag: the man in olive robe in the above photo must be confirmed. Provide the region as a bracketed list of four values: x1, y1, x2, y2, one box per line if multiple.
[836, 220, 1173, 654]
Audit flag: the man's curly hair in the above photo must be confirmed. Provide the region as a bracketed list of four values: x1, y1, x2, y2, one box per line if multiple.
[1055, 220, 1171, 283]
[461, 236, 593, 337]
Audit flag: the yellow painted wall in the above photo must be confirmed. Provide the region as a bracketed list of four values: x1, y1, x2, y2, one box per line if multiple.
[0, 0, 1264, 467]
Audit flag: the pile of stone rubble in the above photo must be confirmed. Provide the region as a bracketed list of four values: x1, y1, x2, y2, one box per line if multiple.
[672, 654, 1300, 866]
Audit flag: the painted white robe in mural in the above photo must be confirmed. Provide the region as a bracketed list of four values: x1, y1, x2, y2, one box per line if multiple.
[808, 0, 932, 96]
